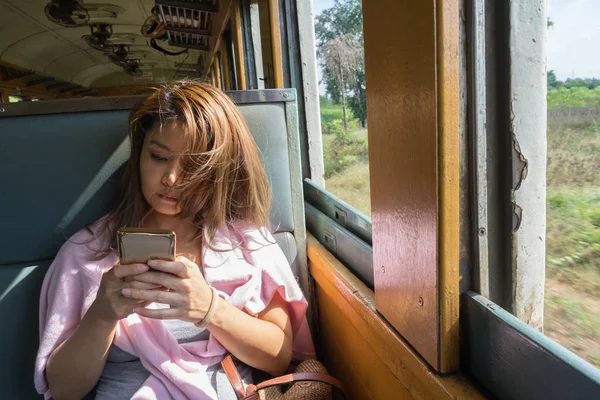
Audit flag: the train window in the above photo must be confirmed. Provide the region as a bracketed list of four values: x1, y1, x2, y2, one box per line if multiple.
[231, 2, 247, 90]
[469, 0, 600, 377]
[544, 1, 600, 368]
[216, 51, 225, 89]
[313, 0, 370, 217]
[8, 95, 22, 103]
[255, 0, 275, 88]
[219, 35, 233, 90]
[224, 26, 238, 90]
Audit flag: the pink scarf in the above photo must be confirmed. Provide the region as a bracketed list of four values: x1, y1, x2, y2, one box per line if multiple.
[34, 222, 315, 399]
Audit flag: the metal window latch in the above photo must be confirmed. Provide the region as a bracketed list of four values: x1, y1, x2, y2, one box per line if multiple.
[323, 231, 337, 253]
[334, 205, 348, 228]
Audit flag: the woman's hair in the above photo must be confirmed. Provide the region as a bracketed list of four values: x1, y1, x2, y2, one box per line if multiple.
[97, 79, 271, 252]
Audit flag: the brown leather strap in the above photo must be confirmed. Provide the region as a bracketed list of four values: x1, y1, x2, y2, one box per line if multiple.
[246, 372, 348, 399]
[221, 355, 246, 399]
[241, 386, 260, 400]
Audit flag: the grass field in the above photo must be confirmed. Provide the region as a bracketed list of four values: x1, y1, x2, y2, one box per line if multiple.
[321, 99, 600, 367]
[320, 99, 346, 125]
[544, 111, 600, 366]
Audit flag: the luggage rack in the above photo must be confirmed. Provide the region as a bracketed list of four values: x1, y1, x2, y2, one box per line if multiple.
[155, 0, 218, 51]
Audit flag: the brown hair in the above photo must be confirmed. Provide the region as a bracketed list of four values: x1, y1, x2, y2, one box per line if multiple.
[98, 79, 271, 251]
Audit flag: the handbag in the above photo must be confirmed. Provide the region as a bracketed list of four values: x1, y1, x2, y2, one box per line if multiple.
[221, 355, 348, 400]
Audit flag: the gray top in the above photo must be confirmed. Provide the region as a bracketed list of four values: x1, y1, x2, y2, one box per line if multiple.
[95, 319, 253, 399]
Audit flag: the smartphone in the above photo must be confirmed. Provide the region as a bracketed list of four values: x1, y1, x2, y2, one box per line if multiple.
[116, 228, 176, 265]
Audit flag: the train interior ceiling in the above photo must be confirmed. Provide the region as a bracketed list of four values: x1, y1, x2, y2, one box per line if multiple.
[0, 0, 217, 100]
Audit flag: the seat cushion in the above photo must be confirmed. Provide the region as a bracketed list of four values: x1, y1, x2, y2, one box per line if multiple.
[0, 261, 51, 399]
[273, 232, 299, 280]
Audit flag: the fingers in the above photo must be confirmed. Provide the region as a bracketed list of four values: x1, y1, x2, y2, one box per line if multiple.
[133, 307, 181, 320]
[130, 271, 181, 290]
[121, 287, 180, 305]
[126, 280, 164, 290]
[147, 259, 190, 278]
[113, 263, 149, 279]
[175, 255, 198, 268]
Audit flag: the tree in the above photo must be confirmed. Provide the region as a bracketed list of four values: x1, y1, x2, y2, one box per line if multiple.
[349, 67, 367, 127]
[547, 70, 557, 87]
[321, 36, 362, 131]
[548, 70, 558, 87]
[314, 0, 363, 46]
[315, 0, 367, 127]
[561, 78, 600, 90]
[547, 70, 565, 89]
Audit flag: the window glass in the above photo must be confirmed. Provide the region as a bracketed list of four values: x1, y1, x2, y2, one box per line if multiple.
[545, 0, 600, 368]
[8, 95, 22, 103]
[225, 26, 238, 90]
[313, 0, 370, 216]
[256, 0, 274, 88]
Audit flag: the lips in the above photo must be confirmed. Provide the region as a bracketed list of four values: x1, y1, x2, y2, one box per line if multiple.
[157, 193, 179, 202]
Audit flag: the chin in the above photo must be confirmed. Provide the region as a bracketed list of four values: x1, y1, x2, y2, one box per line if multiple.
[151, 203, 182, 216]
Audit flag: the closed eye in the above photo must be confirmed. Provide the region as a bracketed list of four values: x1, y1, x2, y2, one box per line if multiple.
[151, 153, 168, 162]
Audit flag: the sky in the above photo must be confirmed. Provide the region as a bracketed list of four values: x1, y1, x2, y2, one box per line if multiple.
[313, 0, 335, 16]
[312, 0, 600, 90]
[547, 0, 600, 80]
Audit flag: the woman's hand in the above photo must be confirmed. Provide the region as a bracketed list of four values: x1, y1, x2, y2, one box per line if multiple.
[123, 257, 294, 376]
[121, 256, 213, 323]
[87, 262, 154, 323]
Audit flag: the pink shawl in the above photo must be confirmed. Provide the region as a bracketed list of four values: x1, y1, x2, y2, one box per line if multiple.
[34, 223, 315, 399]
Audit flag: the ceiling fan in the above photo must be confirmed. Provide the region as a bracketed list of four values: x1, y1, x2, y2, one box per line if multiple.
[45, 1, 124, 27]
[44, 0, 89, 27]
[107, 45, 142, 76]
[122, 60, 142, 76]
[82, 24, 114, 52]
[108, 45, 129, 65]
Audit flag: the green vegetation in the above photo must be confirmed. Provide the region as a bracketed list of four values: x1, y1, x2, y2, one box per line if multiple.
[320, 96, 350, 126]
[323, 129, 368, 179]
[546, 294, 600, 338]
[546, 188, 600, 295]
[315, 0, 366, 128]
[545, 80, 600, 272]
[545, 290, 600, 368]
[320, 97, 368, 179]
[548, 86, 600, 110]
[546, 90, 600, 287]
[540, 87, 600, 365]
[548, 70, 600, 91]
[326, 161, 371, 215]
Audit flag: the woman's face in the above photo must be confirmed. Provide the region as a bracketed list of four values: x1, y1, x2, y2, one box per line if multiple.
[140, 121, 188, 216]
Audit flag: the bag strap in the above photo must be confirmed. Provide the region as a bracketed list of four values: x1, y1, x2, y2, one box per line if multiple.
[246, 372, 348, 398]
[221, 355, 246, 399]
[221, 355, 348, 399]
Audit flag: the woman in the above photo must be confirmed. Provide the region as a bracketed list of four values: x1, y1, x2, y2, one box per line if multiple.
[34, 80, 315, 399]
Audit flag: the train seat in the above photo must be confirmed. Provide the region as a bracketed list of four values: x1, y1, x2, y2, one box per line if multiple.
[0, 90, 305, 399]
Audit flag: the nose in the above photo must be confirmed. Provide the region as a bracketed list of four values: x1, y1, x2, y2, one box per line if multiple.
[162, 164, 179, 187]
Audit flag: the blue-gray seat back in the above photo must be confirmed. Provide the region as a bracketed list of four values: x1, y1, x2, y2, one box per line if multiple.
[0, 89, 305, 399]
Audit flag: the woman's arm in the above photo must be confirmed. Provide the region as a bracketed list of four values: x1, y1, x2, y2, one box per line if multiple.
[46, 263, 150, 400]
[207, 291, 293, 376]
[46, 310, 117, 400]
[125, 257, 294, 376]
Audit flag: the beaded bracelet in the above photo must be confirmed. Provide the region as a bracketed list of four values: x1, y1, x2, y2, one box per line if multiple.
[195, 287, 219, 328]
